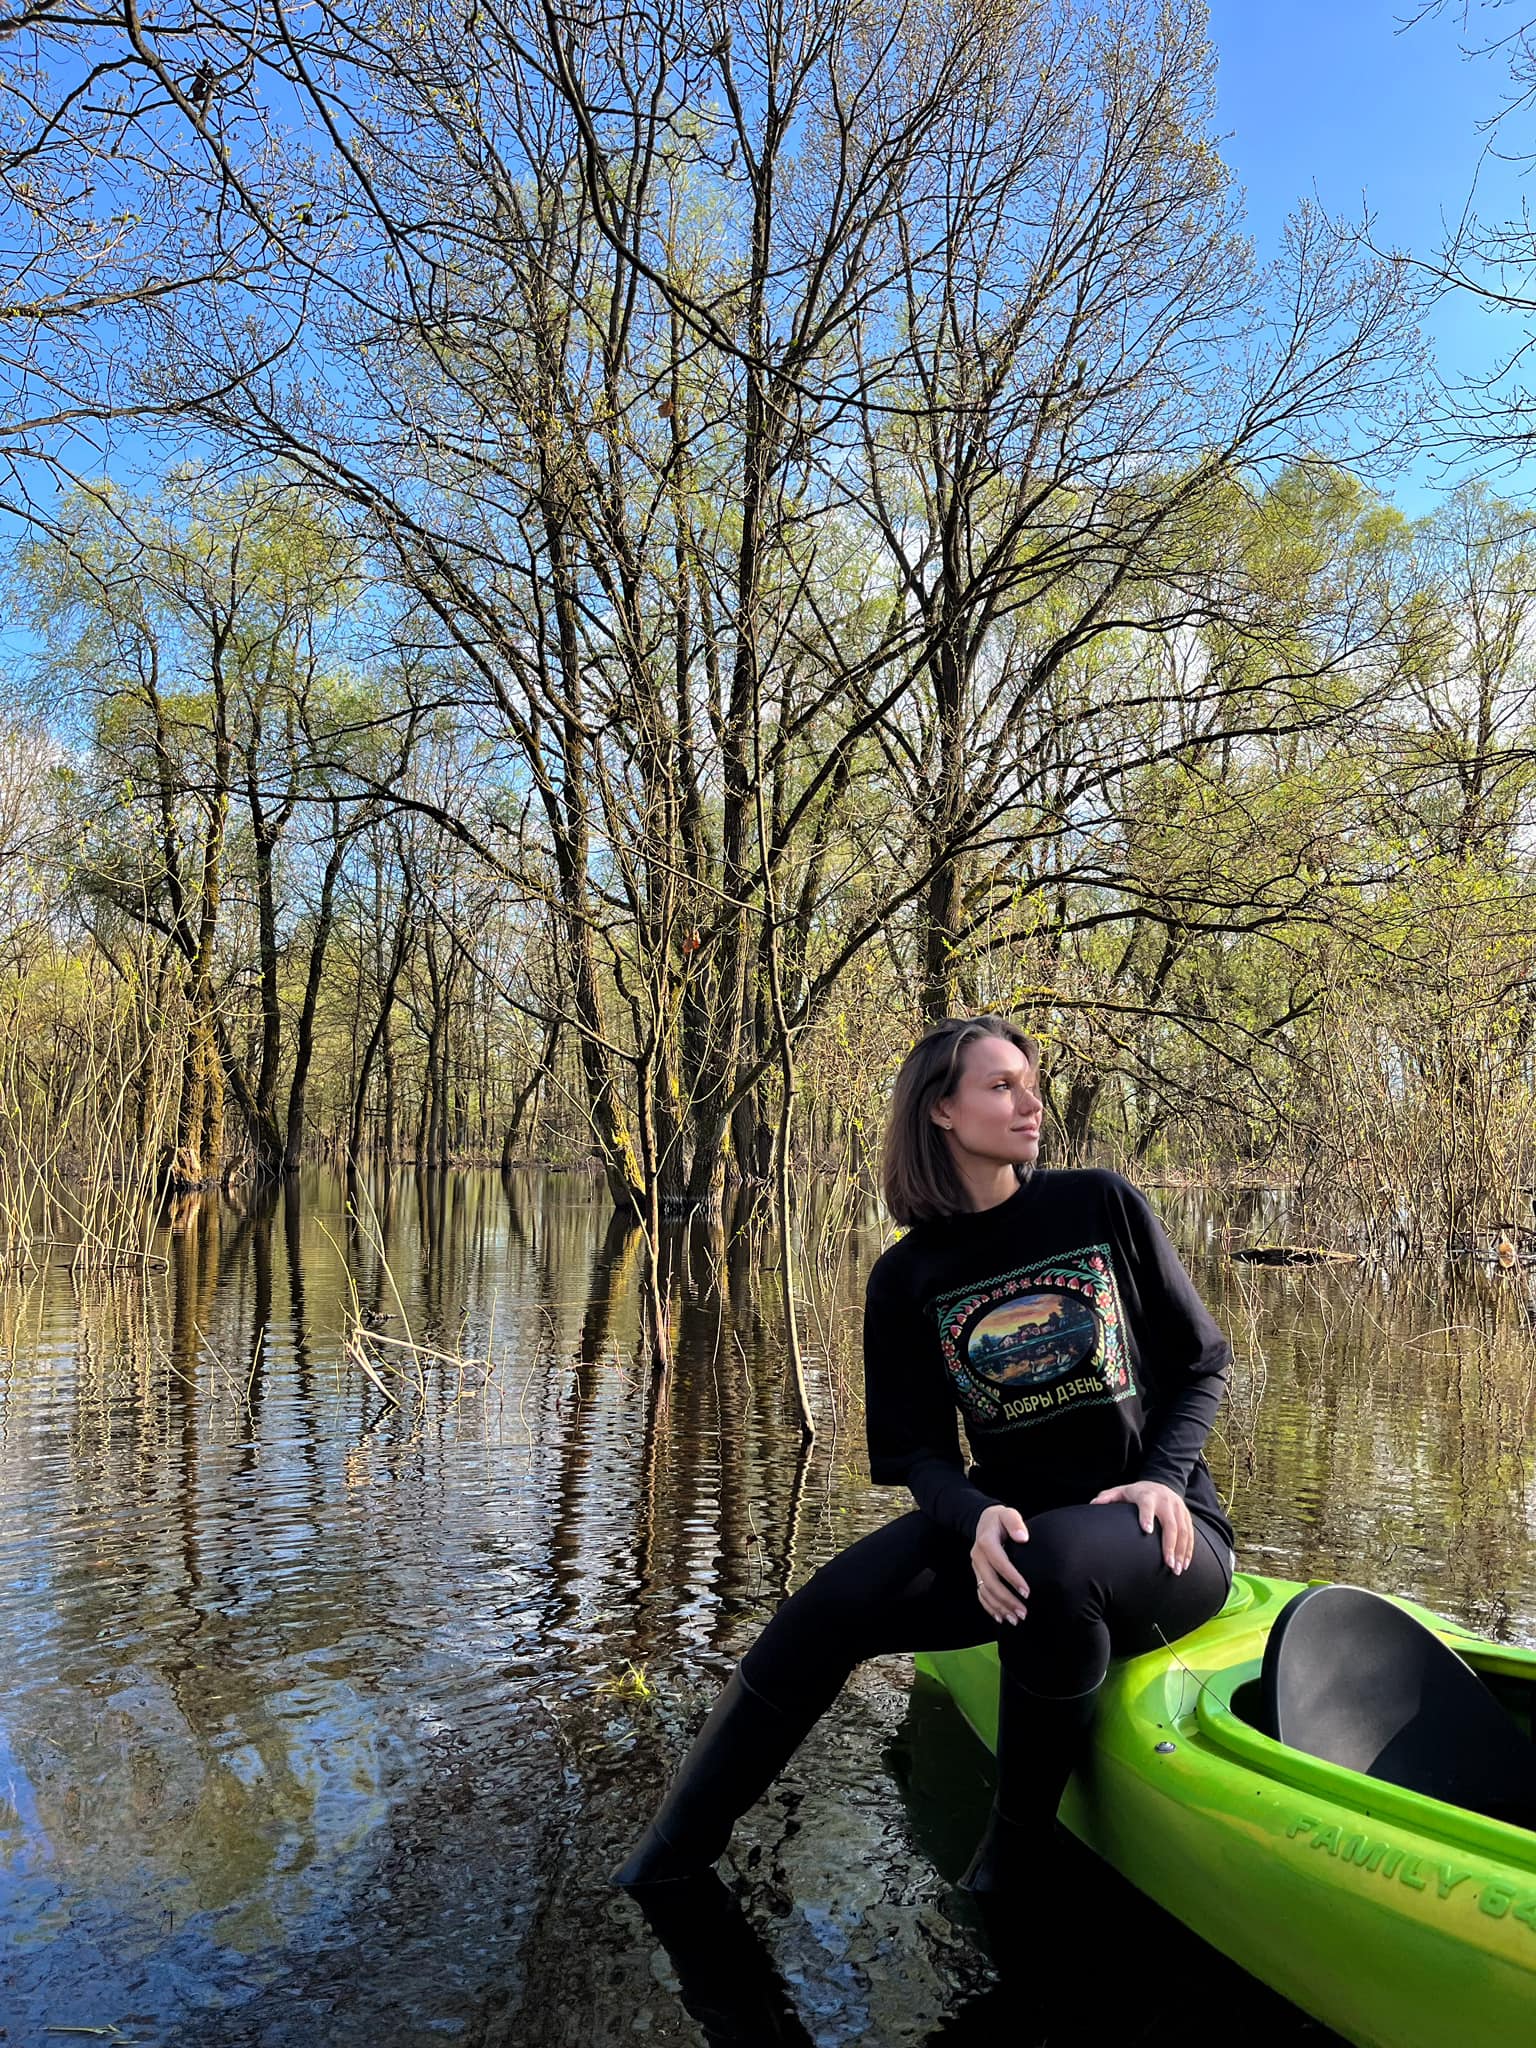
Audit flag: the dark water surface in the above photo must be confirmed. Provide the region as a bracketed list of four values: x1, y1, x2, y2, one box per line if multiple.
[2, 1168, 1534, 2046]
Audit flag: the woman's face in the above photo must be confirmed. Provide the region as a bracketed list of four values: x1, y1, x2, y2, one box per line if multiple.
[930, 1034, 1043, 1170]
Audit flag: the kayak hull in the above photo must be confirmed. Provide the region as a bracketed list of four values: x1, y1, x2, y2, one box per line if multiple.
[916, 1574, 1536, 2048]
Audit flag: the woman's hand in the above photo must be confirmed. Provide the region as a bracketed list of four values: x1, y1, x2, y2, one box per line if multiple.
[1089, 1481, 1194, 1574]
[971, 1503, 1030, 1625]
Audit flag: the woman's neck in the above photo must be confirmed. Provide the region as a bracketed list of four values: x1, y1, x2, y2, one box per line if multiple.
[957, 1161, 1022, 1213]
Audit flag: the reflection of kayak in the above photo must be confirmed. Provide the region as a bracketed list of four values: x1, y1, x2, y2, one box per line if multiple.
[917, 1574, 1536, 2047]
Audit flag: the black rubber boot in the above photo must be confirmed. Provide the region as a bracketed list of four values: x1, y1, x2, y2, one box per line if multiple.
[959, 1673, 1101, 1895]
[611, 1666, 828, 1887]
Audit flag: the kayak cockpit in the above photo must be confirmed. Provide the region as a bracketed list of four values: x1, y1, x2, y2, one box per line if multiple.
[1257, 1584, 1536, 1831]
[1229, 1655, 1535, 1746]
[1194, 1627, 1536, 1867]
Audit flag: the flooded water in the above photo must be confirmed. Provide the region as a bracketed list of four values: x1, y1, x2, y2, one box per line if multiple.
[1, 1167, 1534, 2045]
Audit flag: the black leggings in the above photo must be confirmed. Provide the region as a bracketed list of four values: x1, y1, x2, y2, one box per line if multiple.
[741, 1502, 1233, 1714]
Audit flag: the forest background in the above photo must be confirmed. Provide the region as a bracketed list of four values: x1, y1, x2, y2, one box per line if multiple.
[4, 0, 1536, 1284]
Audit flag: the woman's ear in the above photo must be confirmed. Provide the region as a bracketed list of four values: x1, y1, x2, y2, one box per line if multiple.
[930, 1099, 954, 1132]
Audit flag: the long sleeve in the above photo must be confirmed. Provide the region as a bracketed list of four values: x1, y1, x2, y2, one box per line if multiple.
[863, 1259, 1000, 1541]
[1107, 1177, 1230, 1495]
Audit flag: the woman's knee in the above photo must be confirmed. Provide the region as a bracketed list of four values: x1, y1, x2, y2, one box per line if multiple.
[742, 1591, 862, 1711]
[746, 1512, 957, 1683]
[750, 1561, 867, 1669]
[1005, 1506, 1122, 1625]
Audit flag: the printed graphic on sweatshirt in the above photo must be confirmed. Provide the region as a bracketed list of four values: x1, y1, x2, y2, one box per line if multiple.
[931, 1245, 1133, 1431]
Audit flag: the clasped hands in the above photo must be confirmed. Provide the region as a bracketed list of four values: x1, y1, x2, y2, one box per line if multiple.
[968, 1480, 1196, 1626]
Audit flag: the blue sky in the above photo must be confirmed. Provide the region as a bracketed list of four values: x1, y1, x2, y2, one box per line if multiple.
[1207, 0, 1533, 510]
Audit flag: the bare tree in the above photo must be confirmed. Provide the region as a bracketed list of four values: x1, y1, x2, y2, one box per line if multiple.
[0, 0, 1423, 1231]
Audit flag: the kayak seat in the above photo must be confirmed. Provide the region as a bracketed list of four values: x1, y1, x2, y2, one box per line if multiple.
[1260, 1584, 1536, 1831]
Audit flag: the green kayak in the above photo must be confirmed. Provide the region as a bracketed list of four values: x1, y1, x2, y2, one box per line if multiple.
[916, 1574, 1536, 2048]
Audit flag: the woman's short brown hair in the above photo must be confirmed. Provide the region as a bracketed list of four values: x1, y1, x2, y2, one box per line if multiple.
[880, 1015, 1040, 1225]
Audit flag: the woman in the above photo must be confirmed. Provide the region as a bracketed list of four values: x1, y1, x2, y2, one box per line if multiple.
[614, 1015, 1235, 1891]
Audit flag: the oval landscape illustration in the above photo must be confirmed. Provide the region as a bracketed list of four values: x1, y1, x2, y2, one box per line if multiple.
[966, 1290, 1100, 1387]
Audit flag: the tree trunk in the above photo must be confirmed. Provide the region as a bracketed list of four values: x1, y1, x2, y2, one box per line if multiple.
[284, 825, 348, 1171]
[168, 777, 229, 1190]
[920, 852, 967, 1024]
[347, 882, 415, 1162]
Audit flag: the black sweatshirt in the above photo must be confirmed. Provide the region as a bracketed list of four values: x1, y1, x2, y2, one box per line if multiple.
[863, 1168, 1235, 1551]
